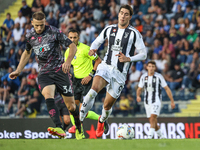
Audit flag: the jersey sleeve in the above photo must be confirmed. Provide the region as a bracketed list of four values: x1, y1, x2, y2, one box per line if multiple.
[25, 33, 32, 51]
[138, 75, 144, 88]
[134, 29, 146, 50]
[56, 29, 72, 47]
[159, 74, 167, 87]
[90, 26, 109, 50]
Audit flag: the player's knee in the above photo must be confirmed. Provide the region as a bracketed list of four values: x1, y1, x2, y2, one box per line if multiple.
[67, 104, 76, 112]
[64, 119, 70, 125]
[91, 86, 99, 93]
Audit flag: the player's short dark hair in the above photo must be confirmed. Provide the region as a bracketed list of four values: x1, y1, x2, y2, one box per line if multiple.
[32, 11, 46, 20]
[68, 29, 79, 36]
[6, 13, 11, 16]
[147, 60, 156, 66]
[119, 5, 133, 16]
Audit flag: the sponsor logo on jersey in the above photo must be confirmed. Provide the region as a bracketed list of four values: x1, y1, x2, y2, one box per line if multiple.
[33, 44, 50, 55]
[38, 37, 42, 43]
[111, 33, 115, 36]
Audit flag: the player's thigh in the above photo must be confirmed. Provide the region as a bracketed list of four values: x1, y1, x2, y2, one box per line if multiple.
[38, 73, 54, 94]
[42, 84, 56, 99]
[103, 92, 117, 110]
[54, 70, 74, 97]
[144, 103, 151, 118]
[91, 75, 108, 93]
[150, 101, 161, 117]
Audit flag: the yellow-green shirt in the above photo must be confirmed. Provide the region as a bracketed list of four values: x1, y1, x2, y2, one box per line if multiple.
[65, 42, 98, 79]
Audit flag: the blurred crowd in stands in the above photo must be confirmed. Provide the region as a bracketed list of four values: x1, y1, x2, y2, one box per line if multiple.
[1, 0, 200, 117]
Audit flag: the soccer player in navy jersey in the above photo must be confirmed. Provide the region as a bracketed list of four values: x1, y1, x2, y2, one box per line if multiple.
[9, 11, 83, 140]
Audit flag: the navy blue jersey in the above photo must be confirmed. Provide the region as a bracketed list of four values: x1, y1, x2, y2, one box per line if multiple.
[25, 25, 72, 75]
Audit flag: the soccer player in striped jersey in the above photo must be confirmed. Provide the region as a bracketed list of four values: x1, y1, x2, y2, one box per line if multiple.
[79, 4, 147, 137]
[65, 29, 108, 137]
[137, 60, 175, 139]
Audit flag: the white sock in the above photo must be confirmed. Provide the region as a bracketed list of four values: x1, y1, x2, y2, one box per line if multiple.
[80, 89, 97, 121]
[100, 107, 112, 122]
[156, 129, 164, 138]
[148, 128, 155, 139]
[2, 101, 5, 105]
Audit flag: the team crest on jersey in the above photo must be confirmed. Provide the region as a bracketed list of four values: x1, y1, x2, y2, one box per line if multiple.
[74, 56, 76, 59]
[113, 29, 116, 32]
[38, 37, 42, 43]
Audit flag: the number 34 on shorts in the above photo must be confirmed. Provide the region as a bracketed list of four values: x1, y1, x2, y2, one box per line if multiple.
[63, 85, 72, 93]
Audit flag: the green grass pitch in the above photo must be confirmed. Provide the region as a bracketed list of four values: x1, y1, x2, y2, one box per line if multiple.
[0, 139, 199, 150]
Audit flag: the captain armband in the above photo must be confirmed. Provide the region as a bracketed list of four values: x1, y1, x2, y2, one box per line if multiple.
[89, 70, 96, 78]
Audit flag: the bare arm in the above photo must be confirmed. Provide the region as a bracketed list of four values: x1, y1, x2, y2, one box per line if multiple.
[136, 87, 143, 102]
[93, 57, 102, 71]
[62, 43, 77, 73]
[164, 86, 175, 109]
[9, 49, 32, 79]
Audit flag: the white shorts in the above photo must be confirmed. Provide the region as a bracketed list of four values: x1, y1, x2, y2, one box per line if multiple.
[95, 61, 126, 99]
[144, 101, 161, 118]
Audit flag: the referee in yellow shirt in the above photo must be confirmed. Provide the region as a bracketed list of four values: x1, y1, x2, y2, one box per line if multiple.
[65, 29, 108, 136]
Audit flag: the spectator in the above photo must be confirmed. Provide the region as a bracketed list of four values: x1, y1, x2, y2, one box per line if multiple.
[0, 35, 5, 57]
[181, 62, 197, 90]
[119, 94, 130, 117]
[178, 39, 194, 64]
[1, 67, 21, 94]
[77, 0, 86, 14]
[169, 27, 182, 49]
[142, 15, 153, 35]
[0, 79, 10, 106]
[184, 18, 195, 32]
[153, 39, 162, 55]
[173, 4, 184, 21]
[144, 30, 154, 49]
[22, 57, 34, 77]
[183, 4, 194, 21]
[32, 0, 45, 14]
[148, 0, 158, 14]
[161, 37, 176, 61]
[192, 6, 200, 23]
[84, 0, 95, 21]
[154, 7, 167, 24]
[14, 10, 27, 28]
[1, 13, 14, 37]
[11, 23, 24, 46]
[20, 0, 32, 18]
[113, 94, 130, 117]
[96, 0, 110, 20]
[180, 0, 190, 12]
[16, 49, 23, 66]
[186, 29, 198, 44]
[46, 11, 58, 27]
[17, 35, 26, 50]
[138, 0, 149, 19]
[162, 18, 170, 34]
[56, 0, 68, 23]
[44, 0, 59, 17]
[166, 61, 185, 92]
[12, 79, 41, 118]
[85, 20, 96, 45]
[7, 48, 16, 67]
[157, 0, 167, 14]
[127, 65, 141, 94]
[135, 18, 143, 33]
[27, 68, 38, 84]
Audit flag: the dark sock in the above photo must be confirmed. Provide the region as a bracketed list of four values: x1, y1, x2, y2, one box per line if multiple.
[69, 104, 81, 128]
[63, 123, 69, 130]
[46, 98, 62, 128]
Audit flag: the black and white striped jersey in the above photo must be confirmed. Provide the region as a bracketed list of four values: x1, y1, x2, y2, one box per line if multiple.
[138, 72, 167, 104]
[90, 24, 146, 74]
